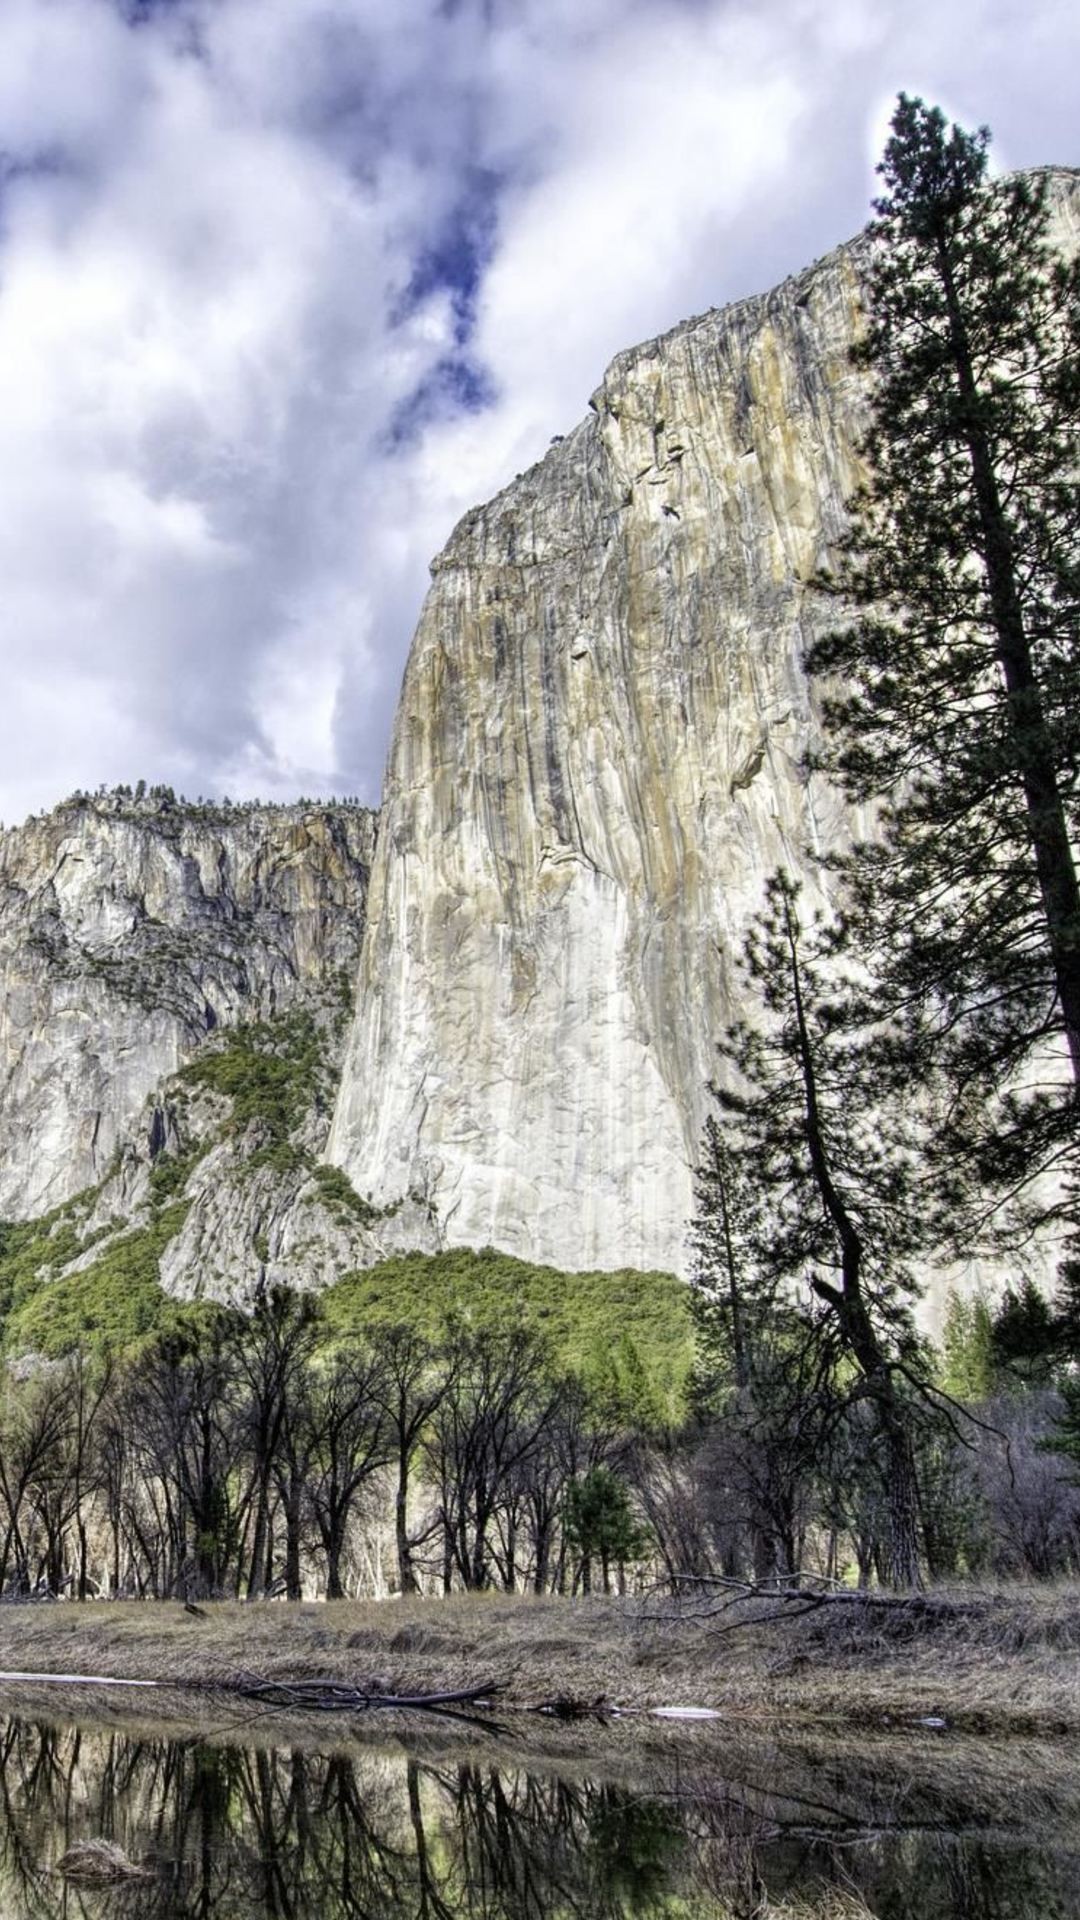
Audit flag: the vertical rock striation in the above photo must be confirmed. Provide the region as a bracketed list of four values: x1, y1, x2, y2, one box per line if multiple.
[329, 171, 1080, 1277]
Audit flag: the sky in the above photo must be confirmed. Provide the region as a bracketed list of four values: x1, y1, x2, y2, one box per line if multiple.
[0, 0, 1076, 825]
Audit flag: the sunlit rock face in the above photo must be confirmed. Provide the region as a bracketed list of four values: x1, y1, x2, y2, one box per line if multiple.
[0, 795, 376, 1219]
[329, 246, 867, 1273]
[329, 170, 1080, 1277]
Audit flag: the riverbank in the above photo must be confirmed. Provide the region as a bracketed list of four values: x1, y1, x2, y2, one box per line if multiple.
[1, 1584, 1078, 1735]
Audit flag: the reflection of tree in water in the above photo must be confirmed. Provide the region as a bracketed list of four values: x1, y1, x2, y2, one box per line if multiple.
[433, 1765, 682, 1918]
[0, 1715, 1076, 1919]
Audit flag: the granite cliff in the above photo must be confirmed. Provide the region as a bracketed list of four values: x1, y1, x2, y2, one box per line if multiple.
[327, 167, 1080, 1277]
[327, 230, 869, 1273]
[0, 793, 444, 1316]
[2, 170, 1076, 1304]
[0, 791, 376, 1220]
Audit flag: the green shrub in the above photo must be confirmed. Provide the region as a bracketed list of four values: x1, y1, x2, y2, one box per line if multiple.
[3, 1204, 191, 1358]
[180, 1011, 328, 1170]
[0, 1179, 109, 1323]
[309, 1163, 385, 1226]
[147, 1145, 205, 1208]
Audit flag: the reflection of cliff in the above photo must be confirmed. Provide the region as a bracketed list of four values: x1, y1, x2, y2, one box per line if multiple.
[0, 1712, 1077, 1919]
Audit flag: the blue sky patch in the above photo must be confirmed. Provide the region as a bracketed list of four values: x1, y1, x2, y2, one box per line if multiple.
[399, 168, 501, 345]
[384, 351, 498, 452]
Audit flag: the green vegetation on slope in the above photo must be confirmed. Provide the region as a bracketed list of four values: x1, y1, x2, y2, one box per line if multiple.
[2, 1205, 194, 1358]
[0, 1031, 690, 1401]
[180, 1011, 327, 1171]
[0, 1182, 115, 1325]
[0, 1212, 690, 1419]
[321, 1247, 692, 1425]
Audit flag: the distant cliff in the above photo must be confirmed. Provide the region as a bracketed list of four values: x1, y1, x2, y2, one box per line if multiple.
[2, 171, 1076, 1297]
[327, 227, 869, 1272]
[0, 793, 375, 1219]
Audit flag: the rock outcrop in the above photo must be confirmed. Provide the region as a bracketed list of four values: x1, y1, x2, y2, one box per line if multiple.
[328, 169, 1080, 1277]
[0, 793, 375, 1219]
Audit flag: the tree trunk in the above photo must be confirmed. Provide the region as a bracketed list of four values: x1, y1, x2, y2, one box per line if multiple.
[881, 1411, 922, 1590]
[247, 1480, 270, 1599]
[284, 1481, 303, 1601]
[325, 1508, 346, 1601]
[395, 1450, 418, 1595]
[937, 233, 1080, 1082]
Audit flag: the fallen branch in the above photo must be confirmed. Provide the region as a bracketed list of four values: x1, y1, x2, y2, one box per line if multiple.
[199, 1673, 506, 1715]
[640, 1576, 992, 1637]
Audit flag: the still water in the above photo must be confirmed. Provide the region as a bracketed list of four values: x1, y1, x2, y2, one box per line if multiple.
[0, 1702, 1076, 1917]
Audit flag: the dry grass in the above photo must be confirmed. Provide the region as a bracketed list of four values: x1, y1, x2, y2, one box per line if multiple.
[56, 1840, 151, 1884]
[1, 1583, 1079, 1733]
[766, 1896, 875, 1920]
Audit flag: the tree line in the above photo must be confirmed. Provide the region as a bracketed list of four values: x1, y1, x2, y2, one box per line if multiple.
[3, 1263, 1080, 1603]
[0, 1291, 645, 1603]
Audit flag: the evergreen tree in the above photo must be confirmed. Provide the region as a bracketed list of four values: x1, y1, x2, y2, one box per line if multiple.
[807, 96, 1080, 1213]
[1043, 1375, 1080, 1482]
[991, 1277, 1060, 1387]
[690, 1111, 839, 1581]
[697, 871, 927, 1587]
[939, 1287, 997, 1401]
[562, 1466, 646, 1594]
[687, 1113, 755, 1395]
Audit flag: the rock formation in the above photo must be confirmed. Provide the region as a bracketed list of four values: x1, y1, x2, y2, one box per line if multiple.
[328, 168, 1080, 1277]
[1, 170, 1076, 1301]
[0, 792, 375, 1219]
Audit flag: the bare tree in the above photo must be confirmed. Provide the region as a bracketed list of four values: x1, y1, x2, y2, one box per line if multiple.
[304, 1345, 391, 1599]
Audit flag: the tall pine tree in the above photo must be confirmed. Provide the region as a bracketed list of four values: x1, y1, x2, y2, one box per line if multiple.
[807, 97, 1080, 1215]
[695, 872, 927, 1587]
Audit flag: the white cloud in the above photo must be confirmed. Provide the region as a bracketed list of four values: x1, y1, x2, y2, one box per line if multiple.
[0, 0, 1075, 823]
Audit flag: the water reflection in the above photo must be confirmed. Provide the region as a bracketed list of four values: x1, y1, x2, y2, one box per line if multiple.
[0, 1711, 1075, 1918]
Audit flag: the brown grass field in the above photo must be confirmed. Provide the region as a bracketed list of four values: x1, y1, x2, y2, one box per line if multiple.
[1, 1582, 1079, 1736]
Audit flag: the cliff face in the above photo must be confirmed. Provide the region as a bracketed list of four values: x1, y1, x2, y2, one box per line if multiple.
[329, 170, 1080, 1277]
[0, 795, 376, 1220]
[3, 172, 1076, 1293]
[328, 246, 867, 1274]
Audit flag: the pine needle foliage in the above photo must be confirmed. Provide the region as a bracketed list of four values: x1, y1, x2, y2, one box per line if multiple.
[807, 96, 1080, 1215]
[695, 872, 928, 1585]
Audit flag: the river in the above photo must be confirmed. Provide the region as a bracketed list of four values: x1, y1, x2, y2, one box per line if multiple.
[0, 1697, 1076, 1916]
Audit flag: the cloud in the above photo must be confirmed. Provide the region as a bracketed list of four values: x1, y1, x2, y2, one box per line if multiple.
[0, 0, 1075, 823]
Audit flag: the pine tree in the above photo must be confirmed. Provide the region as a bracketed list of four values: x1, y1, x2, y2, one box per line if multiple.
[696, 871, 927, 1587]
[939, 1287, 997, 1401]
[807, 96, 1080, 1212]
[991, 1277, 1060, 1387]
